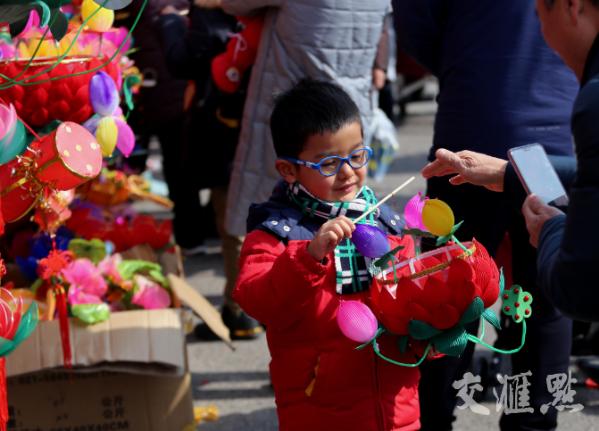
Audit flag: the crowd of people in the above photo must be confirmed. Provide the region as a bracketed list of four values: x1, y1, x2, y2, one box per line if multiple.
[130, 0, 599, 430]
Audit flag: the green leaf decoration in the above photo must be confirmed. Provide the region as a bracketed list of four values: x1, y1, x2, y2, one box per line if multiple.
[459, 297, 485, 325]
[482, 309, 501, 330]
[397, 336, 409, 353]
[117, 260, 163, 281]
[409, 320, 443, 340]
[433, 327, 469, 357]
[68, 238, 107, 264]
[148, 269, 167, 287]
[48, 8, 68, 40]
[0, 302, 39, 357]
[499, 268, 505, 295]
[71, 303, 111, 324]
[435, 220, 464, 246]
[501, 285, 533, 323]
[93, 0, 132, 10]
[373, 245, 404, 269]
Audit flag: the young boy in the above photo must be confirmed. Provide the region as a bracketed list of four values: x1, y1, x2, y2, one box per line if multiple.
[234, 80, 420, 431]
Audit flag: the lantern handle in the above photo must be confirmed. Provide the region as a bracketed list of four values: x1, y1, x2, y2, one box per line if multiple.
[354, 176, 416, 224]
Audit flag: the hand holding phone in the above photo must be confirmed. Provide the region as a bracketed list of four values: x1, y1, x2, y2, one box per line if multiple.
[508, 144, 568, 207]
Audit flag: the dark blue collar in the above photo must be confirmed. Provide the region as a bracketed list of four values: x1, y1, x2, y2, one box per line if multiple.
[581, 32, 599, 87]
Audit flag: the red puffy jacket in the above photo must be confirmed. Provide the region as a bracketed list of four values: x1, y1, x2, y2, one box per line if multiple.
[234, 230, 420, 431]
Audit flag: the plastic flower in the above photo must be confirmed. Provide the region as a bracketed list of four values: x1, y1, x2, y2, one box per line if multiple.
[62, 259, 107, 305]
[404, 192, 428, 231]
[422, 199, 455, 237]
[131, 275, 171, 310]
[337, 301, 378, 343]
[97, 254, 123, 285]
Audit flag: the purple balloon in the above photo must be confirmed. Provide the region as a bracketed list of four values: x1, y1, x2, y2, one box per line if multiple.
[337, 301, 378, 343]
[89, 71, 120, 117]
[352, 224, 390, 258]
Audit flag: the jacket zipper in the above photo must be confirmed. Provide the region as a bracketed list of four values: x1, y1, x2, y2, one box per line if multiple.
[373, 350, 385, 431]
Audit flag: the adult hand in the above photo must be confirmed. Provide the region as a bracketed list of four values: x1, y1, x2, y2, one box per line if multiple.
[421, 148, 508, 192]
[194, 0, 222, 8]
[308, 216, 355, 261]
[373, 68, 386, 90]
[521, 195, 564, 248]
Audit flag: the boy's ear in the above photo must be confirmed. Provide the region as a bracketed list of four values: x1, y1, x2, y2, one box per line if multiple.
[275, 160, 298, 184]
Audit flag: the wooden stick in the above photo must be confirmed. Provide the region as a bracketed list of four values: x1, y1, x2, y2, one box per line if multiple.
[354, 176, 416, 223]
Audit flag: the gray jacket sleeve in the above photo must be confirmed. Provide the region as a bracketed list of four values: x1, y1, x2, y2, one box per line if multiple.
[222, 0, 282, 15]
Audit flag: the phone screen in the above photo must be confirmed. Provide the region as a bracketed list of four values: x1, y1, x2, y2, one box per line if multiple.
[508, 144, 568, 206]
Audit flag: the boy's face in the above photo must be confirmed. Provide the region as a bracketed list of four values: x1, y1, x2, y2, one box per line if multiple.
[276, 121, 367, 202]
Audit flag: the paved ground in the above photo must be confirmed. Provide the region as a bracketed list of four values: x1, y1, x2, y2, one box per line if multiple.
[183, 102, 599, 430]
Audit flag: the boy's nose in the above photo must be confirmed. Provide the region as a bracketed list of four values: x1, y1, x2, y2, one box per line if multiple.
[337, 160, 353, 178]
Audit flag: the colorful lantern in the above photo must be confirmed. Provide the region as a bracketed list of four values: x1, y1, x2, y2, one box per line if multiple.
[81, 0, 115, 33]
[403, 192, 428, 231]
[351, 224, 390, 258]
[337, 300, 378, 343]
[421, 199, 455, 237]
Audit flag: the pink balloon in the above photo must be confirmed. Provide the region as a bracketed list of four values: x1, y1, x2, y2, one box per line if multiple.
[337, 300, 378, 343]
[114, 118, 135, 157]
[404, 192, 428, 231]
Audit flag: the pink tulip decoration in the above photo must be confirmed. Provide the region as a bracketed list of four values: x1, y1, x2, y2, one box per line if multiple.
[351, 224, 390, 258]
[337, 300, 379, 343]
[132, 275, 171, 310]
[62, 259, 108, 305]
[404, 192, 428, 231]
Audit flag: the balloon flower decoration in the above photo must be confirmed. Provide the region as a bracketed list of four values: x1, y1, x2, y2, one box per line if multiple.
[0, 271, 38, 431]
[85, 71, 134, 157]
[0, 102, 26, 165]
[338, 183, 533, 367]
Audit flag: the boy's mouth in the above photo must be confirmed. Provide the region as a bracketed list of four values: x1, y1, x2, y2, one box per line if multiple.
[335, 182, 357, 194]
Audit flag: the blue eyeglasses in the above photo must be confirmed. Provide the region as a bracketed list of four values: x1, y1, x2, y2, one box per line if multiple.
[281, 147, 373, 177]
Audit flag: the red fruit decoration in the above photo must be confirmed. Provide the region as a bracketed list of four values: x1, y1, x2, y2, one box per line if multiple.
[211, 16, 263, 93]
[0, 56, 120, 127]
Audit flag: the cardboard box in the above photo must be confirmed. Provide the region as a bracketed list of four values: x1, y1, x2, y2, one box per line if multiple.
[5, 309, 195, 431]
[7, 371, 195, 431]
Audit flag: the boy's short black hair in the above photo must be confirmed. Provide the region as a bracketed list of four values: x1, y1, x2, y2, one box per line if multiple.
[270, 79, 362, 159]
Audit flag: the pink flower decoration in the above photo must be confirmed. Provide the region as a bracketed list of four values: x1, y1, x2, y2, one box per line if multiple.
[132, 275, 171, 310]
[62, 259, 108, 305]
[337, 300, 378, 343]
[404, 192, 429, 231]
[97, 254, 123, 284]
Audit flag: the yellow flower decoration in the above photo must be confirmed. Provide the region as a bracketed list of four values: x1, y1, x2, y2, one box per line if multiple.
[422, 199, 455, 237]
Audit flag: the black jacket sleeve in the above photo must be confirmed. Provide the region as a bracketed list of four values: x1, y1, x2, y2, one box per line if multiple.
[535, 80, 599, 322]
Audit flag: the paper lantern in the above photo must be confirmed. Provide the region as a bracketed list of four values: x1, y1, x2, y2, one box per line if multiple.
[337, 300, 378, 343]
[370, 240, 499, 336]
[351, 224, 390, 258]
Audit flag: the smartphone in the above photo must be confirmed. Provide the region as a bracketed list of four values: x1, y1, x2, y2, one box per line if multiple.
[507, 144, 569, 207]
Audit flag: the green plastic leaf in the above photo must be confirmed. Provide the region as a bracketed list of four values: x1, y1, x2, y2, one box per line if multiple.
[482, 309, 501, 330]
[499, 268, 505, 295]
[72, 303, 111, 324]
[117, 260, 163, 281]
[48, 8, 68, 40]
[397, 336, 409, 353]
[459, 297, 485, 325]
[0, 302, 39, 357]
[409, 320, 442, 340]
[449, 220, 464, 236]
[148, 269, 167, 287]
[69, 238, 107, 264]
[433, 327, 469, 357]
[373, 245, 404, 269]
[93, 0, 132, 10]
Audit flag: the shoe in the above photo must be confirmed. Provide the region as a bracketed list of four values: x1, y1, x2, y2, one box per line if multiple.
[194, 307, 264, 341]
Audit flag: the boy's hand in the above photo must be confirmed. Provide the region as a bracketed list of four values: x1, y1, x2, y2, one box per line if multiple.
[308, 216, 355, 261]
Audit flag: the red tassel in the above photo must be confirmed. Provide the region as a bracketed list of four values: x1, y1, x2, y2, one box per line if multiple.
[0, 357, 7, 431]
[55, 287, 72, 368]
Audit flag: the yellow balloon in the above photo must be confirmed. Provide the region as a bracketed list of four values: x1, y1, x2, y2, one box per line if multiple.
[422, 199, 455, 237]
[96, 117, 118, 157]
[82, 0, 115, 33]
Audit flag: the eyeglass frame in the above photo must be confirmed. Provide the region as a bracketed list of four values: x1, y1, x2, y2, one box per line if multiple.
[280, 147, 373, 177]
